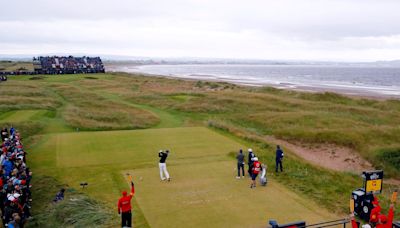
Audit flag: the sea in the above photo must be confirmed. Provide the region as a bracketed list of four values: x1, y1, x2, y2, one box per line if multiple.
[110, 64, 400, 98]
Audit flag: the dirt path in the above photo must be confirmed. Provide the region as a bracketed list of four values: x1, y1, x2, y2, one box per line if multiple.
[264, 136, 400, 187]
[265, 136, 373, 173]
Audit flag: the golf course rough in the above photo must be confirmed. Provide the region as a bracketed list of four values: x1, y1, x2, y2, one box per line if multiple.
[7, 73, 398, 226]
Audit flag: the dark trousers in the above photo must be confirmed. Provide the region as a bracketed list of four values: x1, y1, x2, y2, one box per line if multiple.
[237, 163, 244, 177]
[121, 211, 132, 227]
[275, 160, 283, 172]
[248, 163, 253, 176]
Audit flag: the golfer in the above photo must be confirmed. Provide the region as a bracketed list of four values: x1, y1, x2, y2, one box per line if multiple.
[275, 145, 284, 172]
[236, 149, 245, 179]
[250, 157, 261, 188]
[118, 180, 135, 228]
[158, 150, 170, 181]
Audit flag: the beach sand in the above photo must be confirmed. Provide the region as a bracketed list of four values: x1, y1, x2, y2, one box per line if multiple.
[106, 63, 400, 100]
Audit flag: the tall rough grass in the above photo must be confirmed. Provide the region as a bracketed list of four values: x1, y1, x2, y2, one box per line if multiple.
[29, 195, 114, 228]
[51, 84, 159, 130]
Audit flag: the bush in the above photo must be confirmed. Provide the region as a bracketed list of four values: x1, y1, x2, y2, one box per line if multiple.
[377, 148, 400, 171]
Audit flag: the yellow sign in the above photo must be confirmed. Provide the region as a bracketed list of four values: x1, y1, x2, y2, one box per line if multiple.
[366, 179, 382, 192]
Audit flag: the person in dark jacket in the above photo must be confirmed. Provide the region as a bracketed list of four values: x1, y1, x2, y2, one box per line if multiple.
[275, 145, 284, 172]
[53, 188, 65, 203]
[158, 150, 170, 181]
[1, 128, 8, 142]
[247, 148, 255, 176]
[236, 149, 245, 179]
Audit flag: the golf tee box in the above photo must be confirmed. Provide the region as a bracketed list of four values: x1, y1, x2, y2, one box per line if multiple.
[361, 170, 383, 195]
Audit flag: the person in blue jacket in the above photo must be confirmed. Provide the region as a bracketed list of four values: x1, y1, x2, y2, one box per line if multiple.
[275, 145, 284, 172]
[9, 126, 15, 136]
[2, 158, 13, 178]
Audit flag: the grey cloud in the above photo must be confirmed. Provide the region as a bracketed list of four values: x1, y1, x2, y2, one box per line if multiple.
[1, 0, 400, 61]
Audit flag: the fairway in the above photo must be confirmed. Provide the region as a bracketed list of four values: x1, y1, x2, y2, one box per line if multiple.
[0, 110, 48, 122]
[31, 126, 337, 227]
[55, 127, 241, 167]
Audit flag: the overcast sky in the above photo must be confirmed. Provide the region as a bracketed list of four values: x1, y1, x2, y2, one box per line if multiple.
[1, 0, 400, 61]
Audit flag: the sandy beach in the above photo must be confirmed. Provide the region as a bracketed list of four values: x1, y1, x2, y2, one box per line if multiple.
[106, 63, 400, 99]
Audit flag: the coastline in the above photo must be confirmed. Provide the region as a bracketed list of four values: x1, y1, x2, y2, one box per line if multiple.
[106, 65, 400, 100]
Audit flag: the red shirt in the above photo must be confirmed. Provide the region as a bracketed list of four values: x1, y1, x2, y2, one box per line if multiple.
[351, 217, 358, 228]
[118, 184, 135, 213]
[370, 205, 381, 223]
[376, 206, 394, 228]
[252, 161, 261, 174]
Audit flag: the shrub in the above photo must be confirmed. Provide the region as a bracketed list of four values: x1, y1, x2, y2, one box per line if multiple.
[377, 148, 400, 171]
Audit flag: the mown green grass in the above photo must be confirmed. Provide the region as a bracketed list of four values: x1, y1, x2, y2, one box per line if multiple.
[0, 110, 51, 122]
[131, 161, 335, 228]
[30, 127, 336, 227]
[54, 127, 237, 168]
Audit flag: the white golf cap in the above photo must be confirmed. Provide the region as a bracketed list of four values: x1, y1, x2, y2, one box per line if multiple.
[248, 148, 252, 152]
[253, 157, 258, 161]
[159, 150, 163, 152]
[362, 225, 371, 228]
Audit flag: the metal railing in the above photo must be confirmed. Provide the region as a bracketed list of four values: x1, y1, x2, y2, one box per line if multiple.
[269, 218, 350, 228]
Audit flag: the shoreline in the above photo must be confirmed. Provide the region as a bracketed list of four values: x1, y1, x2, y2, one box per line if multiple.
[107, 68, 399, 100]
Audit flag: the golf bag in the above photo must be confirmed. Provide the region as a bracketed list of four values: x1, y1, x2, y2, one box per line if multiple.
[260, 166, 267, 186]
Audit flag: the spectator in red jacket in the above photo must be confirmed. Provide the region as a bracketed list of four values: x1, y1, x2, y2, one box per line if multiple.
[375, 202, 395, 228]
[118, 180, 135, 228]
[370, 196, 381, 223]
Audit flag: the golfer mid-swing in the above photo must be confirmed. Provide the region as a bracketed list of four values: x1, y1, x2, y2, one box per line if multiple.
[158, 149, 170, 181]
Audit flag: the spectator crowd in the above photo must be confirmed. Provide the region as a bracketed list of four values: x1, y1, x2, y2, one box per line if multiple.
[0, 127, 32, 227]
[33, 56, 105, 74]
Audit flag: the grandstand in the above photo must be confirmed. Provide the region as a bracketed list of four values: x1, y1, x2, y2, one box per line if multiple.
[33, 56, 105, 74]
